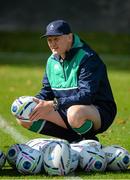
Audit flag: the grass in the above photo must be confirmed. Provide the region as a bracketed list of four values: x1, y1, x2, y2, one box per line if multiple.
[0, 52, 130, 179]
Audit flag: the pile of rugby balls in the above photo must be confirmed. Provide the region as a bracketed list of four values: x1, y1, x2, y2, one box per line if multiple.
[6, 139, 72, 175]
[3, 138, 130, 175]
[1, 96, 130, 175]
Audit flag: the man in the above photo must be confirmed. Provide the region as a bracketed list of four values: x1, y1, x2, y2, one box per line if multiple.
[19, 20, 117, 143]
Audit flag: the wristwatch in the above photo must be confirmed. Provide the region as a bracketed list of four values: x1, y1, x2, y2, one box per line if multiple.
[53, 98, 59, 111]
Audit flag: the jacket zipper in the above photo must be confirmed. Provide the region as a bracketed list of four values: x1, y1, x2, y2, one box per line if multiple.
[60, 59, 66, 81]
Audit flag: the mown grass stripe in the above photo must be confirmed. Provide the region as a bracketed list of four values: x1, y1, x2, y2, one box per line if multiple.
[0, 115, 29, 143]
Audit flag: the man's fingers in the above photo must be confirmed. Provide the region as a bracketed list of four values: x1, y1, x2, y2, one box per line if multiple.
[33, 97, 40, 103]
[29, 109, 37, 119]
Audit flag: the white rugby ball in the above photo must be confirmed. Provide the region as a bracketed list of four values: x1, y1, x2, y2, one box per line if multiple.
[16, 146, 43, 174]
[79, 145, 107, 172]
[43, 140, 71, 176]
[11, 96, 37, 121]
[6, 143, 29, 168]
[103, 145, 130, 171]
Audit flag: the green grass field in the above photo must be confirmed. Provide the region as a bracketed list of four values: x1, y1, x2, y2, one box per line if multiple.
[0, 31, 130, 179]
[0, 52, 130, 179]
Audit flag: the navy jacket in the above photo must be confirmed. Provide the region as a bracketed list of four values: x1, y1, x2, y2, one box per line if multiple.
[36, 34, 117, 116]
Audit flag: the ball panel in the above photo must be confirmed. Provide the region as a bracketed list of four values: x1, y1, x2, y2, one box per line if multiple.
[0, 150, 6, 169]
[26, 138, 51, 151]
[78, 139, 102, 148]
[70, 148, 79, 172]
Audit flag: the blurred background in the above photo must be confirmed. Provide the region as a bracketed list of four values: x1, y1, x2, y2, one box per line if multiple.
[0, 0, 130, 54]
[0, 0, 130, 32]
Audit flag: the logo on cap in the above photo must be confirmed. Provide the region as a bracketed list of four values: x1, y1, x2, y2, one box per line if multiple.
[49, 24, 54, 31]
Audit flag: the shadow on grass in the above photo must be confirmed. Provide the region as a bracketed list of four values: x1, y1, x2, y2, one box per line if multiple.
[77, 169, 130, 178]
[0, 168, 49, 178]
[0, 168, 21, 177]
[0, 167, 130, 179]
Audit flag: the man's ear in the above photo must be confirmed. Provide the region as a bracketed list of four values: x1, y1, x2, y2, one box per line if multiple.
[68, 33, 73, 42]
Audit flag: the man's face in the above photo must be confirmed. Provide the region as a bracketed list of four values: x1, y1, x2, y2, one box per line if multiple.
[47, 34, 72, 56]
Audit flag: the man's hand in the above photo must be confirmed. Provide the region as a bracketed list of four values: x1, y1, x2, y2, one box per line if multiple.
[16, 118, 33, 129]
[29, 98, 53, 122]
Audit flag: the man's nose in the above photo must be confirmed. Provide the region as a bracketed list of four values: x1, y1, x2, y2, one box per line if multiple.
[51, 40, 56, 46]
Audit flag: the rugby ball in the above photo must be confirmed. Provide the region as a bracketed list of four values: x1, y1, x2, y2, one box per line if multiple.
[6, 143, 29, 168]
[43, 140, 71, 175]
[11, 96, 37, 121]
[103, 145, 130, 171]
[16, 146, 43, 174]
[79, 145, 107, 172]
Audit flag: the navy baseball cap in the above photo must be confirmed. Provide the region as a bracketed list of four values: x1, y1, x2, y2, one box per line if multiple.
[41, 20, 72, 38]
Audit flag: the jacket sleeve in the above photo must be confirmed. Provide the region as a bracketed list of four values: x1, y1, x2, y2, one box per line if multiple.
[35, 72, 55, 100]
[57, 54, 105, 108]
